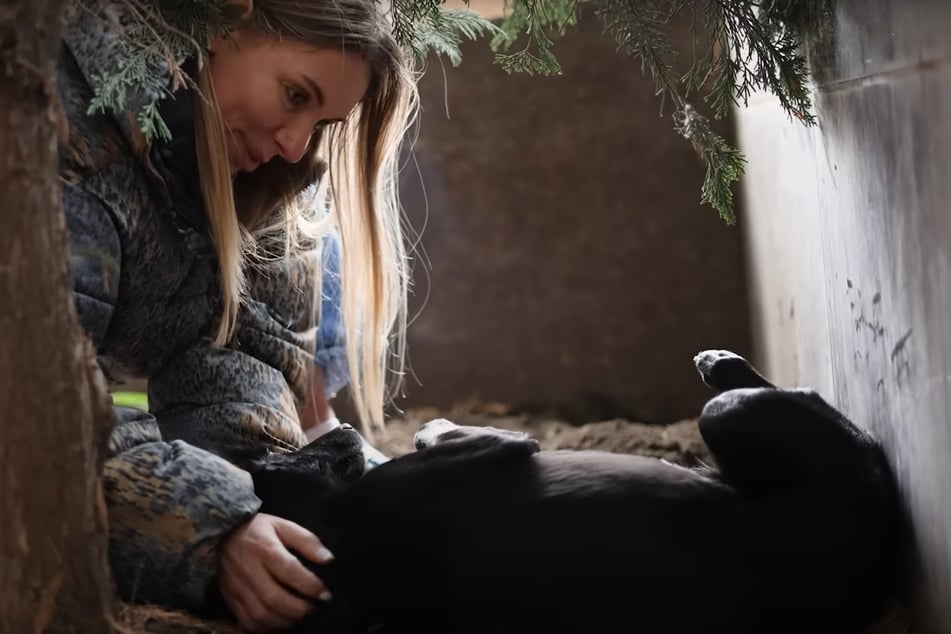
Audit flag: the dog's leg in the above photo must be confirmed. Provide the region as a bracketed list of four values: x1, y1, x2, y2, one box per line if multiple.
[699, 385, 889, 498]
[694, 349, 777, 392]
[405, 419, 540, 470]
[696, 389, 799, 495]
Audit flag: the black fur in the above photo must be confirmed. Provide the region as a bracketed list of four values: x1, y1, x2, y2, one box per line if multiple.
[242, 350, 903, 634]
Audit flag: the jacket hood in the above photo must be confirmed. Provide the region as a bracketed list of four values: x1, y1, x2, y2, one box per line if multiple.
[64, 0, 178, 157]
[63, 0, 207, 232]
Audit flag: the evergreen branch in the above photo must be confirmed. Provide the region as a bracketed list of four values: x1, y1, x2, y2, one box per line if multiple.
[675, 104, 746, 225]
[82, 0, 821, 224]
[390, 0, 441, 53]
[410, 7, 504, 67]
[758, 0, 834, 43]
[80, 0, 237, 142]
[589, 0, 822, 221]
[592, 0, 757, 221]
[137, 100, 172, 140]
[495, 45, 559, 75]
[491, 0, 577, 76]
[696, 0, 815, 123]
[596, 0, 681, 111]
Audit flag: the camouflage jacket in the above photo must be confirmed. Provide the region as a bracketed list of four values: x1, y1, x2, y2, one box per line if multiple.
[59, 0, 318, 611]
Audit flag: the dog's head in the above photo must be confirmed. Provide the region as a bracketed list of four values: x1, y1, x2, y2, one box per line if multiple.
[247, 425, 367, 504]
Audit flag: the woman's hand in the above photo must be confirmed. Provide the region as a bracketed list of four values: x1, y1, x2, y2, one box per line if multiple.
[218, 512, 334, 632]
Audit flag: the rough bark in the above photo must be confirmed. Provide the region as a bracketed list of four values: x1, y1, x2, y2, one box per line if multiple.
[0, 1, 115, 631]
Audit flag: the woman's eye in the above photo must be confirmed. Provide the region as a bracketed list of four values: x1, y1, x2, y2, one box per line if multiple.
[285, 86, 308, 108]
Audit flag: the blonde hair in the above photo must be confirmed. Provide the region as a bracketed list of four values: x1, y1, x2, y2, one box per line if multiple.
[193, 0, 419, 434]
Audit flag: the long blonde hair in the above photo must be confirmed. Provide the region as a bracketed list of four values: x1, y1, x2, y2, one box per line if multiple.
[193, 0, 418, 434]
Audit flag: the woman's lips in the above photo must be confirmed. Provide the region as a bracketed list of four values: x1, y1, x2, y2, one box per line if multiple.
[245, 145, 263, 170]
[235, 131, 261, 172]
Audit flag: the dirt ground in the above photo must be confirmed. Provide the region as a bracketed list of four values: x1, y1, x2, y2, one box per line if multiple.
[370, 403, 714, 464]
[120, 406, 917, 633]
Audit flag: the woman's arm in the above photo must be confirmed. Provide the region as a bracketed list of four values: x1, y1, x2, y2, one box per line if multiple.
[65, 183, 269, 611]
[143, 231, 341, 628]
[147, 241, 317, 458]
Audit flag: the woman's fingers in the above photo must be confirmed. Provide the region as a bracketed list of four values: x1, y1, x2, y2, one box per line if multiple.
[253, 556, 318, 623]
[219, 568, 297, 632]
[273, 517, 336, 566]
[263, 541, 330, 601]
[218, 513, 334, 631]
[271, 516, 335, 599]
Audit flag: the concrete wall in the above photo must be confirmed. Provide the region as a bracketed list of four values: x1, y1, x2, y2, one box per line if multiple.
[733, 2, 951, 630]
[395, 15, 752, 423]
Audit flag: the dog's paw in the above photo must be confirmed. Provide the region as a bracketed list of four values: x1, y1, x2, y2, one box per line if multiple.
[414, 419, 541, 454]
[694, 349, 776, 392]
[414, 418, 460, 450]
[694, 349, 745, 382]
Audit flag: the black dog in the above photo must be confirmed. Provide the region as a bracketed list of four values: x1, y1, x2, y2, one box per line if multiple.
[240, 350, 902, 634]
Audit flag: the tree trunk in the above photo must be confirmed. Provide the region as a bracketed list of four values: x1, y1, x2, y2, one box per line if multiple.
[0, 1, 115, 631]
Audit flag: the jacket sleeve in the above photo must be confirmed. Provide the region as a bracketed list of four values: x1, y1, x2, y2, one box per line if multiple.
[148, 238, 319, 462]
[65, 182, 262, 610]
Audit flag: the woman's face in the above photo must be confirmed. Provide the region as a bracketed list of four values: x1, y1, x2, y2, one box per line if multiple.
[209, 29, 371, 173]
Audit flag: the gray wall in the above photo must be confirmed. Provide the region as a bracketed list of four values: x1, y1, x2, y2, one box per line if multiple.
[396, 15, 752, 422]
[733, 2, 951, 630]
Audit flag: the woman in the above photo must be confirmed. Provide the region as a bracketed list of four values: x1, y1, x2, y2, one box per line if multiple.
[59, 0, 417, 629]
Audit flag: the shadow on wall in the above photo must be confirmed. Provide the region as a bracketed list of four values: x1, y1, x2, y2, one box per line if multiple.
[393, 14, 754, 424]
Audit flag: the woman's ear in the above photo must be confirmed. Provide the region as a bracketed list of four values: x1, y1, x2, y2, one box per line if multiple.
[224, 0, 254, 22]
[209, 0, 253, 54]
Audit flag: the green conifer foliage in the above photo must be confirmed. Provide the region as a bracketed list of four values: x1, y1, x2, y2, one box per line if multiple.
[84, 0, 830, 224]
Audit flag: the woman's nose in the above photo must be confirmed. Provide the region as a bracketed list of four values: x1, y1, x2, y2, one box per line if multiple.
[275, 120, 313, 164]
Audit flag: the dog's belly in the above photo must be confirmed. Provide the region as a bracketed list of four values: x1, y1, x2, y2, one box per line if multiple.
[468, 453, 753, 624]
[340, 451, 765, 633]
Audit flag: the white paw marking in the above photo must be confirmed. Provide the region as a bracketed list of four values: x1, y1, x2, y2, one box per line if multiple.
[413, 418, 459, 449]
